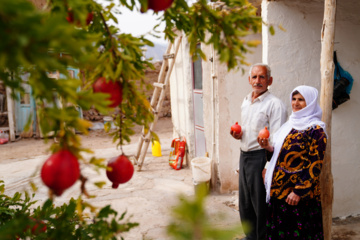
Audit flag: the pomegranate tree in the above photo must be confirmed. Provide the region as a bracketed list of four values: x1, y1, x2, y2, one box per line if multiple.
[93, 77, 123, 108]
[41, 150, 80, 196]
[148, 0, 174, 12]
[231, 122, 242, 134]
[258, 126, 270, 139]
[106, 155, 134, 188]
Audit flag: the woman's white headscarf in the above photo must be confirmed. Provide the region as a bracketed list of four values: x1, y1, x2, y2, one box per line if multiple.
[264, 85, 326, 203]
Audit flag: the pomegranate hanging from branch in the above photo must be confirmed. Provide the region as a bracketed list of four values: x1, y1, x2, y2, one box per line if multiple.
[41, 150, 80, 196]
[106, 155, 134, 188]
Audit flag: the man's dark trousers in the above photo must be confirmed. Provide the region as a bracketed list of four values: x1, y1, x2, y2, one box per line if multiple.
[239, 149, 267, 240]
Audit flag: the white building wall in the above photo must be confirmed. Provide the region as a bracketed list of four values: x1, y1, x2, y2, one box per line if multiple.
[173, 32, 263, 192]
[331, 1, 360, 218]
[263, 0, 360, 218]
[169, 35, 196, 159]
[219, 38, 263, 193]
[202, 34, 263, 193]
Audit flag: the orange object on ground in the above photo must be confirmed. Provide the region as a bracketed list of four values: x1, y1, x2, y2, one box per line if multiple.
[169, 137, 186, 170]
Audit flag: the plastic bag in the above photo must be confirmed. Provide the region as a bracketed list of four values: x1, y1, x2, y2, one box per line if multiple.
[169, 137, 186, 170]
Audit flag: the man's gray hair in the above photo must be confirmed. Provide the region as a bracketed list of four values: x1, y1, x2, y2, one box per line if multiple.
[249, 63, 271, 79]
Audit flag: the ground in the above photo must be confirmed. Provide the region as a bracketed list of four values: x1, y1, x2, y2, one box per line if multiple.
[1, 117, 360, 239]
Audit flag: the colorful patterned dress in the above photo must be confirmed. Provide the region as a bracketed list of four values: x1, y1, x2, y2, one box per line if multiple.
[266, 125, 327, 240]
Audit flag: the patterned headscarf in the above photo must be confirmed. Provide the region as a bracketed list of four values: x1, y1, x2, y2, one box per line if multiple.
[264, 85, 326, 203]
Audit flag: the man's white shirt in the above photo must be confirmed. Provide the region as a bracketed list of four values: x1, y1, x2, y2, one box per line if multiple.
[240, 91, 288, 152]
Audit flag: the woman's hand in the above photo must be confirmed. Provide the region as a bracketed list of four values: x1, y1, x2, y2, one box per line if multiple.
[286, 192, 300, 206]
[230, 129, 243, 140]
[257, 137, 274, 152]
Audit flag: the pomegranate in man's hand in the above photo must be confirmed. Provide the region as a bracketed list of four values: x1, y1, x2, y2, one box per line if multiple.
[41, 150, 80, 196]
[258, 126, 270, 139]
[93, 77, 123, 108]
[148, 0, 174, 12]
[231, 122, 242, 134]
[106, 155, 134, 188]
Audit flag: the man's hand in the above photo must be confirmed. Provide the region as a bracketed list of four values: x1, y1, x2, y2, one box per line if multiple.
[230, 129, 243, 140]
[286, 192, 300, 206]
[257, 137, 274, 152]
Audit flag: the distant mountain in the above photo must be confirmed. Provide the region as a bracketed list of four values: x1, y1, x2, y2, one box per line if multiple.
[144, 41, 168, 62]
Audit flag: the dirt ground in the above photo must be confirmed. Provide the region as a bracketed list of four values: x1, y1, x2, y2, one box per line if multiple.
[1, 116, 172, 163]
[1, 117, 360, 239]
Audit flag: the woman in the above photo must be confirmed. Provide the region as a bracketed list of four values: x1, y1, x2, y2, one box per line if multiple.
[258, 85, 327, 239]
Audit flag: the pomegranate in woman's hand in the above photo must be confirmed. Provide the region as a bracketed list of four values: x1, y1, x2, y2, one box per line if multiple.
[148, 0, 174, 12]
[41, 150, 80, 196]
[93, 77, 123, 108]
[106, 155, 134, 188]
[258, 126, 270, 139]
[231, 122, 242, 134]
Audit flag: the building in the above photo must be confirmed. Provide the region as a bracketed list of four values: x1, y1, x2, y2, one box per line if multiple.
[169, 0, 359, 218]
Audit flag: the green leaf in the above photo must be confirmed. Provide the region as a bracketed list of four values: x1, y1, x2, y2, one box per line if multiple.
[94, 181, 106, 188]
[269, 25, 275, 35]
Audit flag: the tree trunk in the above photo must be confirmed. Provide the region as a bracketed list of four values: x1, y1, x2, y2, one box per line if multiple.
[319, 0, 336, 240]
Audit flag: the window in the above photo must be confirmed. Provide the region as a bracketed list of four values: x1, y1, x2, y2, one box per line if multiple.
[193, 43, 203, 90]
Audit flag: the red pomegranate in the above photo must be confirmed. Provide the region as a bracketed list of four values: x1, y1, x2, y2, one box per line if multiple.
[106, 155, 134, 188]
[16, 217, 47, 239]
[258, 126, 270, 139]
[66, 11, 75, 23]
[93, 77, 123, 108]
[86, 12, 94, 25]
[41, 150, 80, 196]
[66, 11, 94, 26]
[231, 122, 242, 134]
[28, 217, 47, 234]
[148, 0, 174, 12]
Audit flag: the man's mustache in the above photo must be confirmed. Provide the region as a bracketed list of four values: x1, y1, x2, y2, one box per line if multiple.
[253, 84, 263, 87]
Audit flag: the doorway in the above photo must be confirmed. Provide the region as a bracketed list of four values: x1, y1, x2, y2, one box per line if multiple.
[192, 44, 206, 157]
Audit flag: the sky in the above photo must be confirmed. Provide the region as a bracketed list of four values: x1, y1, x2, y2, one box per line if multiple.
[97, 0, 167, 44]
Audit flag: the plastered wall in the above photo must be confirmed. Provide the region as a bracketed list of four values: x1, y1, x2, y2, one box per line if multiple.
[201, 34, 263, 193]
[169, 35, 196, 159]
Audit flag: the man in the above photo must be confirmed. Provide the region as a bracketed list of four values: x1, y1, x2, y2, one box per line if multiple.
[230, 63, 287, 240]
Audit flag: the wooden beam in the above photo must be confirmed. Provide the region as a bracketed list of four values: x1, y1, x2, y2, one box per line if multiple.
[5, 87, 16, 141]
[319, 0, 336, 239]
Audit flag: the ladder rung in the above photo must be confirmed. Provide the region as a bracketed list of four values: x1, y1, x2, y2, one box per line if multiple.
[129, 155, 139, 165]
[153, 82, 165, 89]
[163, 53, 175, 59]
[151, 107, 158, 114]
[141, 134, 151, 142]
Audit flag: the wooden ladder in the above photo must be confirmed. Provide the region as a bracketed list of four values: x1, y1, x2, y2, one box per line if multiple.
[132, 35, 182, 171]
